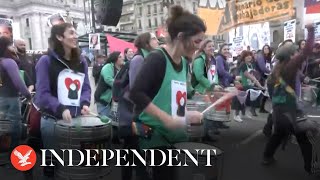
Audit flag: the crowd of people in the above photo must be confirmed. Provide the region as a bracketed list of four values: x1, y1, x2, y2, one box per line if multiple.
[0, 4, 319, 180]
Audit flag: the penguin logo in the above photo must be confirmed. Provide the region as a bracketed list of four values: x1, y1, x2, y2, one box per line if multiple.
[176, 91, 186, 117]
[65, 78, 81, 100]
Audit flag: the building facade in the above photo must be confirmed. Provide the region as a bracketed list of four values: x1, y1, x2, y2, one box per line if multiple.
[0, 0, 89, 50]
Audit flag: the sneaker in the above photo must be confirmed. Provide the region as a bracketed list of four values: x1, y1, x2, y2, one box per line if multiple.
[261, 157, 276, 166]
[234, 115, 243, 122]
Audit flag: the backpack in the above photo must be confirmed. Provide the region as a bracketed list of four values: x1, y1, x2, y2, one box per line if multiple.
[112, 61, 131, 102]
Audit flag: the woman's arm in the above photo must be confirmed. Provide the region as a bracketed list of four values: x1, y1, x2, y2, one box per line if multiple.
[35, 55, 66, 116]
[216, 56, 234, 80]
[80, 57, 91, 108]
[2, 59, 31, 99]
[256, 54, 271, 74]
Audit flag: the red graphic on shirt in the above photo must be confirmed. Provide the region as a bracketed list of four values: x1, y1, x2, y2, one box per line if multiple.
[176, 91, 186, 117]
[210, 69, 215, 75]
[65, 78, 81, 90]
[65, 78, 81, 100]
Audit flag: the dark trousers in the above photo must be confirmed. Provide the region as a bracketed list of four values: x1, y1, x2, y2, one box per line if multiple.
[121, 136, 151, 180]
[146, 146, 177, 180]
[263, 106, 312, 173]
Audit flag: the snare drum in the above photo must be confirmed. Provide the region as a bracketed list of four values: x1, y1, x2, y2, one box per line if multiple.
[205, 92, 231, 122]
[54, 116, 112, 180]
[302, 86, 318, 103]
[174, 142, 223, 180]
[186, 95, 208, 139]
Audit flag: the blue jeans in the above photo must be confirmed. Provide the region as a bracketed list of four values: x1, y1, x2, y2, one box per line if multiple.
[0, 97, 21, 149]
[40, 117, 57, 149]
[96, 103, 119, 141]
[97, 103, 111, 118]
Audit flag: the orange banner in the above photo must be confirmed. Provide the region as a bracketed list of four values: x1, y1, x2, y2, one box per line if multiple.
[198, 0, 295, 35]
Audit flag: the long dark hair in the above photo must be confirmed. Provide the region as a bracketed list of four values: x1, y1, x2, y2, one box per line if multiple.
[262, 45, 272, 62]
[218, 43, 229, 59]
[49, 23, 80, 65]
[0, 36, 16, 60]
[134, 32, 153, 51]
[106, 51, 121, 64]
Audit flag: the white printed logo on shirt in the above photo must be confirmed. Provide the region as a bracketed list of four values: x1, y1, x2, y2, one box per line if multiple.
[57, 69, 85, 107]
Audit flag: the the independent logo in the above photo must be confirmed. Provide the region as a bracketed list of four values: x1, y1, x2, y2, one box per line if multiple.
[10, 145, 37, 171]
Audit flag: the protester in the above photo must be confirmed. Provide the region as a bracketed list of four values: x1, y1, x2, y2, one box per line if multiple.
[0, 36, 31, 150]
[92, 54, 106, 85]
[262, 24, 315, 174]
[124, 48, 134, 62]
[129, 5, 205, 180]
[191, 39, 220, 141]
[118, 32, 159, 180]
[216, 43, 235, 88]
[256, 44, 272, 113]
[35, 23, 91, 180]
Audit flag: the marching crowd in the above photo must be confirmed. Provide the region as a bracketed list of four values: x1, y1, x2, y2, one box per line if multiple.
[0, 4, 320, 180]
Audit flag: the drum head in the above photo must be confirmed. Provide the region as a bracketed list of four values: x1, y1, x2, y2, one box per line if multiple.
[174, 142, 223, 155]
[57, 116, 105, 127]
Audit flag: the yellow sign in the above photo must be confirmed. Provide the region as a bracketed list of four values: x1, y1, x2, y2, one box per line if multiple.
[198, 0, 295, 35]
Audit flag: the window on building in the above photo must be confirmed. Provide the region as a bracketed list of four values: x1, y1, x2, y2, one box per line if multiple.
[161, 16, 164, 24]
[154, 4, 157, 14]
[160, 3, 163, 12]
[28, 38, 32, 49]
[148, 5, 151, 14]
[148, 19, 152, 28]
[72, 0, 76, 4]
[26, 18, 29, 27]
[154, 18, 158, 27]
[176, 1, 181, 5]
[193, 2, 197, 13]
[138, 20, 142, 29]
[139, 7, 142, 16]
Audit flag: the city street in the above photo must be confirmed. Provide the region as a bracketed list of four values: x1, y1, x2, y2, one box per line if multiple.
[1, 105, 319, 180]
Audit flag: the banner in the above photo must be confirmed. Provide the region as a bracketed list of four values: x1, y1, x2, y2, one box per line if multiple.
[284, 19, 296, 42]
[305, 0, 320, 14]
[315, 20, 320, 42]
[106, 34, 136, 53]
[0, 18, 13, 41]
[232, 36, 244, 56]
[229, 22, 270, 52]
[198, 0, 295, 35]
[89, 33, 101, 50]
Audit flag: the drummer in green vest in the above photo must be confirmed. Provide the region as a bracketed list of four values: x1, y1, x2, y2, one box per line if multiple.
[129, 5, 206, 180]
[236, 50, 265, 122]
[191, 39, 221, 141]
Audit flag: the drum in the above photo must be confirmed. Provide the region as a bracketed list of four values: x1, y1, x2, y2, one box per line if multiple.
[54, 116, 112, 180]
[110, 101, 119, 127]
[186, 95, 208, 140]
[205, 92, 231, 122]
[0, 120, 12, 165]
[302, 86, 318, 103]
[174, 142, 224, 180]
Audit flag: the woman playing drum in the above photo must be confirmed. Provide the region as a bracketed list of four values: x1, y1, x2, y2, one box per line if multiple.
[129, 5, 204, 180]
[35, 23, 91, 180]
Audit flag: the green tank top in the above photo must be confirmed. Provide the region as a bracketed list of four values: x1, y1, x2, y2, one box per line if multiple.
[139, 48, 188, 149]
[240, 63, 254, 89]
[272, 77, 296, 108]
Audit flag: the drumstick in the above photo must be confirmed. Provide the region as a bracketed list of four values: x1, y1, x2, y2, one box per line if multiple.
[310, 79, 320, 83]
[308, 115, 320, 118]
[201, 91, 237, 115]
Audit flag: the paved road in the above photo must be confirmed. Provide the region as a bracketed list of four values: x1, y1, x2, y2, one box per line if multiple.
[2, 109, 319, 180]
